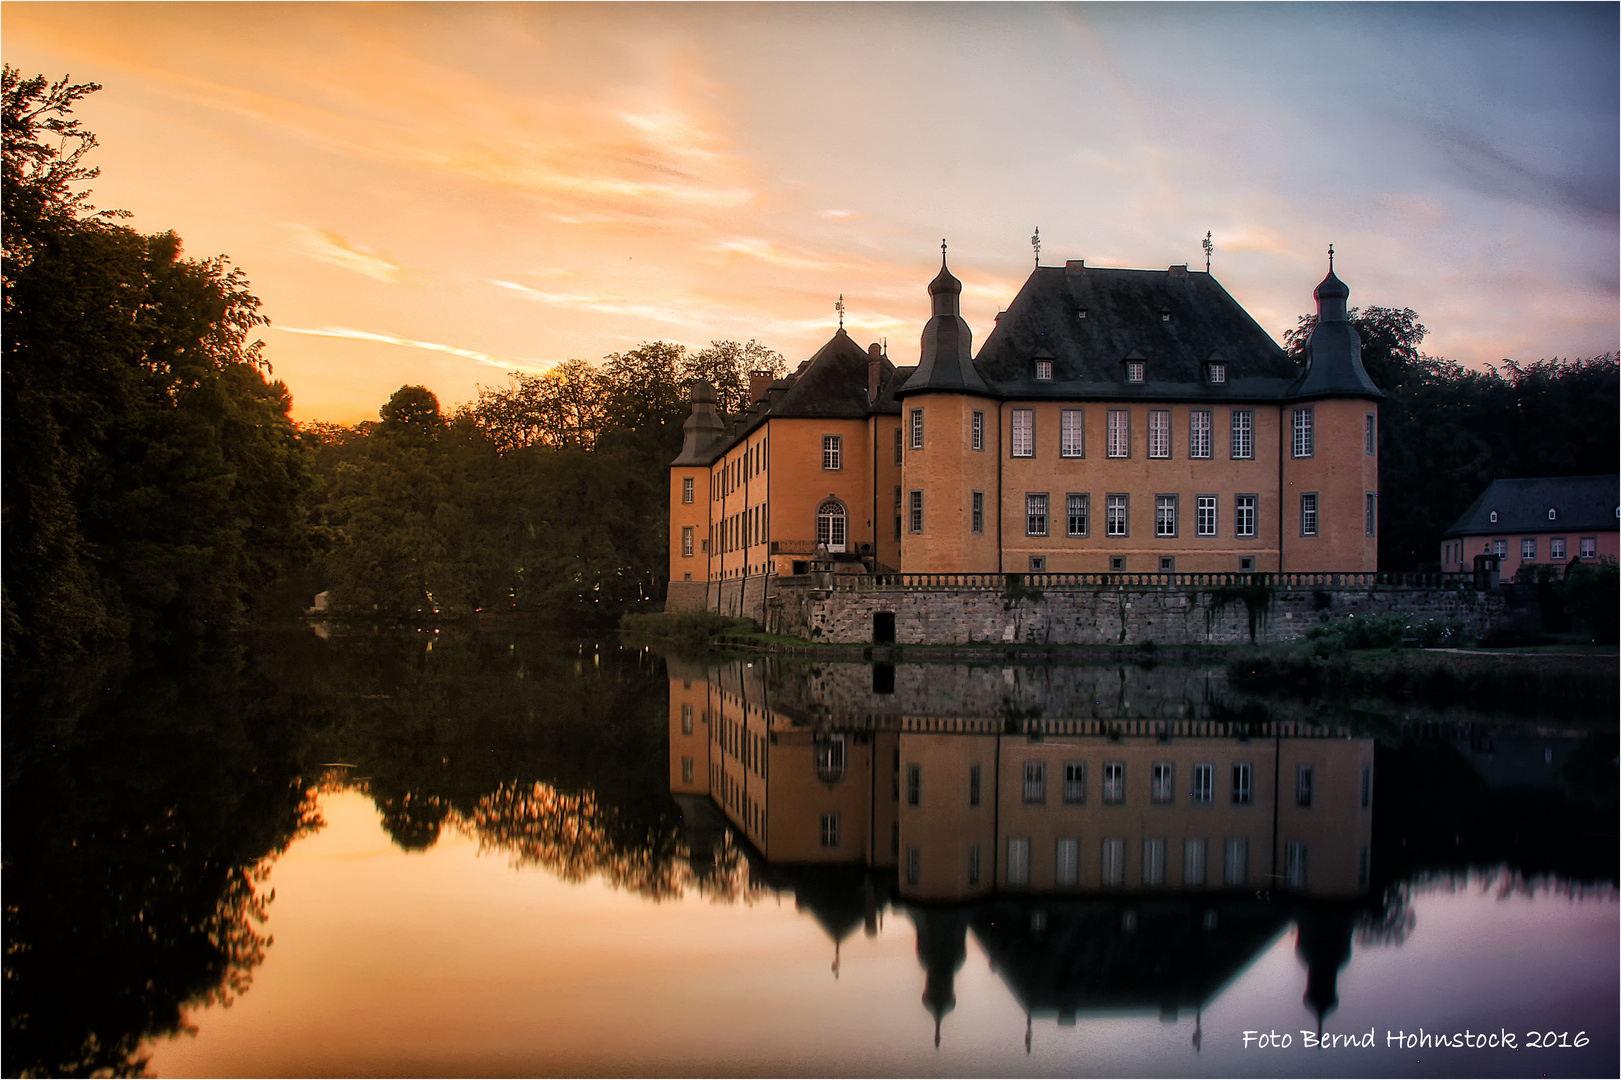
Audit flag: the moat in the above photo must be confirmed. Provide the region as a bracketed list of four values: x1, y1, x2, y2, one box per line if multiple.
[5, 628, 1615, 1077]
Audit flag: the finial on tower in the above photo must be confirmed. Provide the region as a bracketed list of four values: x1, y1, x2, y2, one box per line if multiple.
[1328, 243, 1335, 271]
[836, 294, 845, 329]
[941, 238, 948, 262]
[1031, 226, 1041, 266]
[1203, 231, 1213, 273]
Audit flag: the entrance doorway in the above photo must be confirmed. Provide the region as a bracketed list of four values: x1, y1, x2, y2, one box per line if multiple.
[873, 611, 896, 644]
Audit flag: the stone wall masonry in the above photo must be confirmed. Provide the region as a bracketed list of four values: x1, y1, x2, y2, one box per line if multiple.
[769, 579, 1505, 646]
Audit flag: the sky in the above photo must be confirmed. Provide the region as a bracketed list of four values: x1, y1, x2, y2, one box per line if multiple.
[5, 2, 1617, 424]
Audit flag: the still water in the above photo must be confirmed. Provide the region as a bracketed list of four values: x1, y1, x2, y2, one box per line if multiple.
[5, 630, 1615, 1077]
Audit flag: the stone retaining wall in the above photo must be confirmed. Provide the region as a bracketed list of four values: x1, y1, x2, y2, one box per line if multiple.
[768, 580, 1504, 646]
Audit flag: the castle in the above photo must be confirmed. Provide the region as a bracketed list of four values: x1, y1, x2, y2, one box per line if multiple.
[668, 247, 1382, 613]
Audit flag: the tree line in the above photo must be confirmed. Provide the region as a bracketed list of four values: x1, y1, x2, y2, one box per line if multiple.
[4, 68, 1615, 665]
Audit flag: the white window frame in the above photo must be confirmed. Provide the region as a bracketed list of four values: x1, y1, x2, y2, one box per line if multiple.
[1184, 838, 1208, 887]
[1366, 492, 1377, 537]
[1550, 537, 1567, 560]
[1155, 495, 1178, 538]
[1126, 360, 1145, 383]
[971, 410, 985, 452]
[971, 490, 984, 535]
[1007, 837, 1031, 887]
[1365, 412, 1376, 455]
[1196, 495, 1217, 537]
[1188, 409, 1212, 459]
[1285, 841, 1308, 890]
[681, 526, 694, 557]
[908, 490, 923, 534]
[1230, 408, 1254, 460]
[682, 477, 694, 504]
[1023, 760, 1046, 803]
[1142, 838, 1166, 887]
[1062, 761, 1085, 804]
[910, 408, 924, 450]
[1581, 537, 1597, 558]
[1521, 538, 1536, 560]
[820, 813, 840, 848]
[1209, 362, 1227, 384]
[1224, 837, 1249, 887]
[1148, 409, 1172, 458]
[1026, 493, 1048, 537]
[1106, 409, 1130, 458]
[1191, 762, 1214, 804]
[1034, 359, 1053, 381]
[816, 499, 847, 552]
[1055, 838, 1079, 887]
[1060, 409, 1085, 458]
[1232, 762, 1253, 805]
[822, 434, 842, 471]
[1301, 492, 1319, 537]
[1235, 494, 1257, 538]
[1103, 761, 1125, 804]
[1066, 493, 1089, 537]
[1151, 761, 1175, 804]
[1106, 494, 1129, 538]
[893, 427, 902, 465]
[1292, 406, 1314, 458]
[1011, 408, 1035, 458]
[1100, 838, 1125, 886]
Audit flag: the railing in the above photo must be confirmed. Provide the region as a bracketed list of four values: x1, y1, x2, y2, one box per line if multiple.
[770, 540, 818, 555]
[819, 571, 1477, 591]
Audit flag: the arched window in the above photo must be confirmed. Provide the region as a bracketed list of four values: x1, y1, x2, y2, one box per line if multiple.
[816, 500, 847, 553]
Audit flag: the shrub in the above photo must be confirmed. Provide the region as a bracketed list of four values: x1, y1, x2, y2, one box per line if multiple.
[1559, 557, 1619, 643]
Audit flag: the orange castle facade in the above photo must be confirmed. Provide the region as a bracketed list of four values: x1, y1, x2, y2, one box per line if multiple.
[668, 250, 1382, 612]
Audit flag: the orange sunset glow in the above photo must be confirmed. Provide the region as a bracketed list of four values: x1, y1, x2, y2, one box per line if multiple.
[4, 2, 1616, 423]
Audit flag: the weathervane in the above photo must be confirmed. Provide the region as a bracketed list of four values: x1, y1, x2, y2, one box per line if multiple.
[1031, 226, 1041, 266]
[1202, 231, 1213, 273]
[1328, 243, 1335, 271]
[835, 294, 844, 329]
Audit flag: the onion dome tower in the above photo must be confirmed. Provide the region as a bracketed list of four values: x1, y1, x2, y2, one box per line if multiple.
[902, 242, 989, 394]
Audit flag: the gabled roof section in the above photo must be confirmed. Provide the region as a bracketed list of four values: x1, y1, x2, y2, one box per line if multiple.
[971, 264, 1298, 401]
[1442, 475, 1620, 538]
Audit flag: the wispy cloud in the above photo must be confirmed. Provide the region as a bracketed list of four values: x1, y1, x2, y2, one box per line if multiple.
[272, 324, 551, 372]
[489, 279, 697, 326]
[289, 226, 402, 282]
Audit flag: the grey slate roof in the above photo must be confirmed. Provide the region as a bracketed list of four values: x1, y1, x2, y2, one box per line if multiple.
[1442, 475, 1620, 538]
[1291, 269, 1384, 400]
[962, 264, 1302, 402]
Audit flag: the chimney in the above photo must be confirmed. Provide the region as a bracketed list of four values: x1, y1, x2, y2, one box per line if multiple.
[1065, 259, 1087, 275]
[867, 342, 884, 403]
[749, 370, 773, 405]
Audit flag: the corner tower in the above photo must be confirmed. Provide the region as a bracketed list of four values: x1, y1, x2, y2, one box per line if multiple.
[897, 244, 999, 573]
[1281, 251, 1383, 572]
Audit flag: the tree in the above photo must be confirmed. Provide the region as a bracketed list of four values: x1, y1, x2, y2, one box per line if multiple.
[684, 339, 788, 415]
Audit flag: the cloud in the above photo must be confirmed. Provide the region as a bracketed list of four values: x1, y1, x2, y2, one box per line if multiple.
[289, 226, 402, 282]
[489, 280, 694, 325]
[821, 209, 859, 219]
[271, 324, 552, 372]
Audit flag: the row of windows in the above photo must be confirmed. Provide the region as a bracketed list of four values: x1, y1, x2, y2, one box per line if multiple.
[1454, 536, 1600, 562]
[902, 406, 1374, 461]
[707, 504, 769, 555]
[908, 760, 1369, 810]
[711, 438, 768, 500]
[1031, 358, 1229, 386]
[904, 490, 1375, 540]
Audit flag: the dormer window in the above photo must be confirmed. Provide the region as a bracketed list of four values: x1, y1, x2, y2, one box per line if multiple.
[1548, 508, 1557, 521]
[1035, 360, 1053, 381]
[1208, 363, 1227, 384]
[1489, 510, 1498, 523]
[1126, 361, 1145, 383]
[1160, 308, 1172, 322]
[1077, 308, 1088, 320]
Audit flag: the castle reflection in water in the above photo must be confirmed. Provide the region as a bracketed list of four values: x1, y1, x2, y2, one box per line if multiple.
[667, 657, 1379, 1045]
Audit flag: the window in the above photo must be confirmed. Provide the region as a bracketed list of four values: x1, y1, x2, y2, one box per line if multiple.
[893, 427, 902, 465]
[1107, 409, 1130, 458]
[895, 486, 902, 540]
[1034, 359, 1053, 381]
[681, 756, 694, 784]
[910, 408, 924, 450]
[1292, 406, 1314, 458]
[1360, 764, 1372, 810]
[1151, 762, 1174, 804]
[1063, 762, 1085, 803]
[1296, 764, 1314, 808]
[971, 410, 985, 451]
[1106, 494, 1129, 537]
[680, 703, 694, 735]
[1066, 494, 1089, 537]
[1055, 838, 1079, 887]
[1100, 838, 1125, 886]
[682, 477, 694, 504]
[1366, 493, 1377, 537]
[1521, 538, 1536, 560]
[1142, 839, 1166, 886]
[822, 434, 842, 470]
[1491, 539, 1506, 557]
[1365, 413, 1376, 454]
[967, 845, 982, 887]
[906, 763, 921, 806]
[1029, 556, 1045, 572]
[1026, 493, 1048, 537]
[1230, 409, 1254, 459]
[1126, 360, 1145, 382]
[1103, 762, 1125, 804]
[1239, 556, 1254, 571]
[1184, 838, 1208, 886]
[908, 490, 924, 534]
[1189, 409, 1212, 459]
[1224, 838, 1249, 886]
[1580, 537, 1596, 558]
[1301, 493, 1319, 537]
[816, 500, 847, 552]
[906, 845, 921, 886]
[1110, 556, 1126, 571]
[681, 526, 694, 557]
[1285, 841, 1308, 890]
[1007, 838, 1031, 887]
[1548, 507, 1558, 521]
[1209, 363, 1227, 384]
[820, 813, 841, 848]
[1235, 494, 1257, 538]
[970, 490, 985, 535]
[1159, 556, 1175, 572]
[1550, 537, 1566, 560]
[1155, 495, 1178, 538]
[968, 763, 982, 807]
[1196, 495, 1217, 537]
[1023, 761, 1046, 803]
[1060, 409, 1085, 457]
[1489, 510, 1499, 523]
[1148, 409, 1171, 458]
[1192, 763, 1214, 804]
[1011, 409, 1034, 457]
[1232, 762, 1253, 805]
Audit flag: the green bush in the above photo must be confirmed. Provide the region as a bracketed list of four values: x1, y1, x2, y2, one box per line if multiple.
[1559, 557, 1620, 644]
